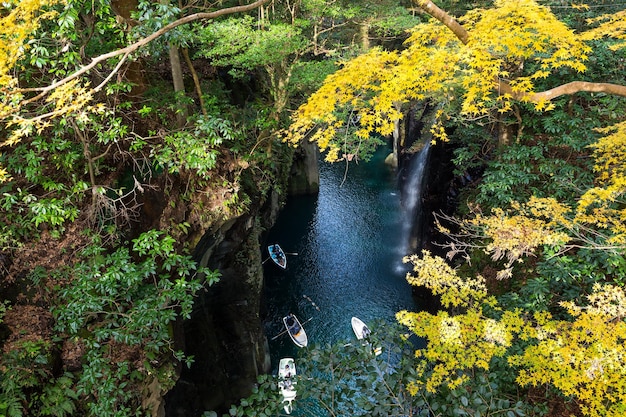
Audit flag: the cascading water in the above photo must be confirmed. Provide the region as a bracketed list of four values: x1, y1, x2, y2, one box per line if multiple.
[399, 141, 431, 260]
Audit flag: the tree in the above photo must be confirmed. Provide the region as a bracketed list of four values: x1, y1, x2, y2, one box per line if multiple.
[0, 0, 271, 182]
[285, 0, 626, 158]
[397, 251, 626, 417]
[195, 15, 311, 122]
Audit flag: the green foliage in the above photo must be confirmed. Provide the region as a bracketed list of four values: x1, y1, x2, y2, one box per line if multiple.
[35, 373, 78, 417]
[289, 60, 339, 99]
[49, 231, 219, 416]
[217, 321, 542, 417]
[369, 7, 423, 40]
[133, 1, 181, 34]
[196, 16, 308, 79]
[153, 114, 238, 180]
[420, 370, 538, 417]
[0, 338, 78, 417]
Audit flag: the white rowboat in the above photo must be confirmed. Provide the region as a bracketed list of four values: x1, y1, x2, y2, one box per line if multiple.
[351, 316, 381, 355]
[268, 244, 287, 269]
[283, 314, 308, 348]
[351, 316, 371, 340]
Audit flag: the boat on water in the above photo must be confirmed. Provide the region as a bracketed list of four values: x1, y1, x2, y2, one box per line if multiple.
[351, 316, 381, 355]
[283, 313, 308, 348]
[351, 316, 372, 340]
[268, 244, 287, 269]
[278, 357, 297, 414]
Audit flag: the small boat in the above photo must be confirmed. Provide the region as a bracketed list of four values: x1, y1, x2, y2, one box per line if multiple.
[268, 244, 287, 269]
[351, 316, 372, 340]
[351, 316, 382, 355]
[283, 313, 308, 348]
[278, 357, 297, 414]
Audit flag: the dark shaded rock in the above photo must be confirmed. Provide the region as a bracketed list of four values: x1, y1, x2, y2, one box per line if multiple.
[287, 141, 320, 196]
[164, 213, 271, 416]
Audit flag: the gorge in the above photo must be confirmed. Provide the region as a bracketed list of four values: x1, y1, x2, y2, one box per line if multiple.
[164, 105, 455, 416]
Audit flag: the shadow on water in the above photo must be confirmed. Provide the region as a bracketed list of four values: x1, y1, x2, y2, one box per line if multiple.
[263, 147, 429, 371]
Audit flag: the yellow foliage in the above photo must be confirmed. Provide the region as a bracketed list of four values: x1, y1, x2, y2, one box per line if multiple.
[466, 198, 571, 272]
[592, 121, 626, 181]
[582, 10, 626, 46]
[284, 49, 400, 160]
[510, 284, 626, 417]
[397, 308, 515, 393]
[575, 177, 626, 245]
[0, 0, 63, 86]
[399, 264, 626, 416]
[0, 0, 66, 182]
[403, 250, 489, 308]
[286, 0, 591, 160]
[3, 79, 98, 148]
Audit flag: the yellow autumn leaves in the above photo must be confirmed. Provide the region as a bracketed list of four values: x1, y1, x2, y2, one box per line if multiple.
[0, 0, 66, 182]
[286, 0, 591, 159]
[0, 0, 63, 87]
[397, 251, 626, 417]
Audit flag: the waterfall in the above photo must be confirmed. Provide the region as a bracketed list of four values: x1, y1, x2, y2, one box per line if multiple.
[399, 141, 431, 259]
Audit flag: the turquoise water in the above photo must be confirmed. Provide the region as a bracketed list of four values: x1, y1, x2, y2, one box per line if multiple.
[263, 148, 424, 366]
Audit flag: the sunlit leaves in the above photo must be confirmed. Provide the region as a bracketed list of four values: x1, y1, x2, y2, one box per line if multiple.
[510, 285, 626, 417]
[286, 48, 401, 161]
[582, 9, 626, 50]
[403, 250, 489, 308]
[0, 0, 62, 86]
[197, 15, 308, 77]
[471, 199, 571, 271]
[287, 0, 592, 161]
[399, 252, 626, 416]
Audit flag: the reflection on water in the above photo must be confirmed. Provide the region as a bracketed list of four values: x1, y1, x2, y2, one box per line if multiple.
[263, 148, 423, 366]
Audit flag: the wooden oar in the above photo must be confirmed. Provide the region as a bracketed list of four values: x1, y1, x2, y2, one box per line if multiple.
[284, 252, 298, 256]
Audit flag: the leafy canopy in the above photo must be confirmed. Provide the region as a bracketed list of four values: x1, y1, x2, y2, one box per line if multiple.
[397, 252, 626, 417]
[286, 0, 590, 161]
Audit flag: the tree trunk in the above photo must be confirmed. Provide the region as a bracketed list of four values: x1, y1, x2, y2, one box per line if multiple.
[360, 21, 370, 51]
[168, 43, 188, 127]
[111, 0, 146, 97]
[182, 48, 206, 116]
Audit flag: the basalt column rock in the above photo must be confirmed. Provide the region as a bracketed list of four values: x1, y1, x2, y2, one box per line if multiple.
[164, 213, 271, 416]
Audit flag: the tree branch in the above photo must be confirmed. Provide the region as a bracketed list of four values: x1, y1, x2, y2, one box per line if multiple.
[499, 80, 626, 101]
[414, 0, 469, 44]
[18, 0, 271, 101]
[415, 1, 626, 103]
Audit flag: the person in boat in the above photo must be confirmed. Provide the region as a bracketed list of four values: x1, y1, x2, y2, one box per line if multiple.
[285, 364, 292, 378]
[284, 378, 292, 389]
[362, 326, 371, 339]
[286, 314, 300, 333]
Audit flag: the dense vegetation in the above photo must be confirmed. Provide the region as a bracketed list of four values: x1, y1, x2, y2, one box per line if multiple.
[0, 0, 625, 416]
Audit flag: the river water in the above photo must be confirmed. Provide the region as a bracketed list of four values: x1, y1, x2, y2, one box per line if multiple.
[263, 147, 426, 367]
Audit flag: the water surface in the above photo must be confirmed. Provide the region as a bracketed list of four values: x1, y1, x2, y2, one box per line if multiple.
[263, 149, 423, 364]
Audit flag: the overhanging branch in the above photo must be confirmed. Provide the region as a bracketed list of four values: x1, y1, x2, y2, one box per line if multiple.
[414, 0, 626, 104]
[18, 0, 271, 103]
